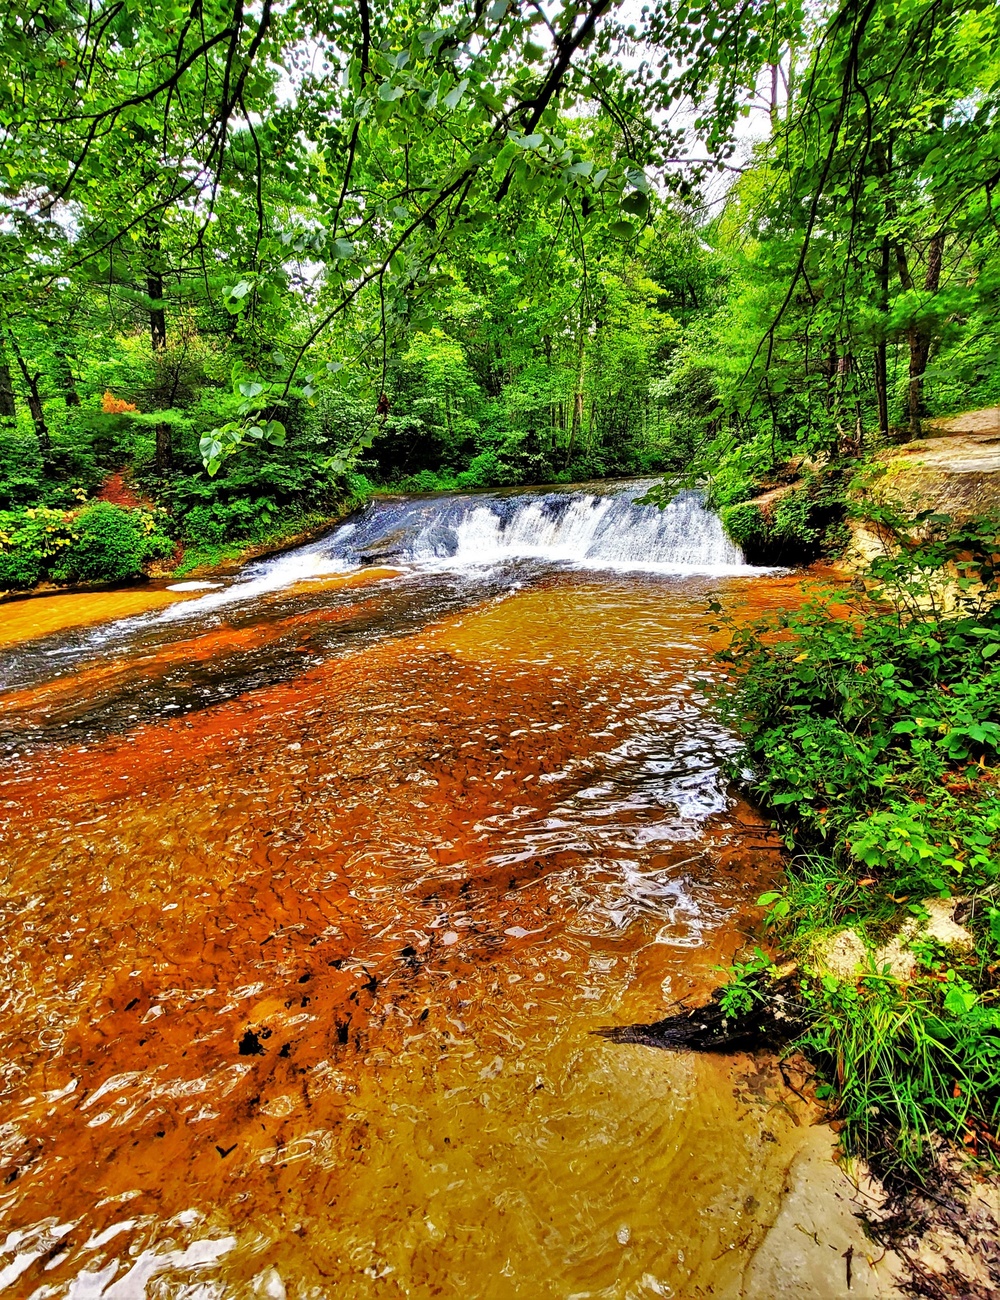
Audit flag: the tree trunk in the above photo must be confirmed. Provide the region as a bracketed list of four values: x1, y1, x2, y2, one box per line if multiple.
[566, 324, 587, 467]
[144, 218, 168, 355]
[906, 230, 944, 438]
[0, 303, 17, 429]
[55, 346, 81, 407]
[768, 62, 779, 133]
[144, 218, 171, 476]
[821, 339, 838, 410]
[145, 224, 171, 473]
[7, 330, 49, 456]
[0, 352, 15, 428]
[148, 270, 167, 351]
[873, 236, 890, 441]
[871, 138, 896, 441]
[155, 421, 172, 475]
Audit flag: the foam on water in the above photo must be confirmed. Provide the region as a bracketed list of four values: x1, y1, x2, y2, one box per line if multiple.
[160, 483, 754, 621]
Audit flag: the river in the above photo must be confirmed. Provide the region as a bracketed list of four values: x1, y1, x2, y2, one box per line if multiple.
[0, 483, 824, 1298]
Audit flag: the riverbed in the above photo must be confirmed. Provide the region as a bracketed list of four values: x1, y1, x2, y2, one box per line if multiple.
[0, 486, 865, 1298]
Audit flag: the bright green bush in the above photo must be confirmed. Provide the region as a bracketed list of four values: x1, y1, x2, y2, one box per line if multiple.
[713, 511, 1000, 1171]
[0, 502, 173, 588]
[456, 449, 516, 489]
[0, 506, 79, 588]
[54, 501, 173, 582]
[719, 500, 767, 549]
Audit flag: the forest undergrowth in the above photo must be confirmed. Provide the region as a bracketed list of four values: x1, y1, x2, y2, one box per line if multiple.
[713, 512, 1000, 1184]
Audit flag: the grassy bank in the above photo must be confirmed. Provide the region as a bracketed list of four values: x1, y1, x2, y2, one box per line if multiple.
[714, 511, 1000, 1180]
[0, 491, 373, 595]
[167, 504, 366, 579]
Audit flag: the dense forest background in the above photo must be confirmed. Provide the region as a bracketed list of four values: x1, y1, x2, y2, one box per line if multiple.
[2, 0, 998, 583]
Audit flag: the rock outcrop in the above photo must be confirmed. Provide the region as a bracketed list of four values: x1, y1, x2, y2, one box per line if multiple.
[839, 408, 1000, 573]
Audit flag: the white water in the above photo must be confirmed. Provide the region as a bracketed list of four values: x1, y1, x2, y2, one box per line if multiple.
[160, 483, 756, 622]
[406, 487, 745, 570]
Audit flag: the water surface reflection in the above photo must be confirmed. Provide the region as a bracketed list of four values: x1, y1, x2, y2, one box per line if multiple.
[0, 567, 808, 1298]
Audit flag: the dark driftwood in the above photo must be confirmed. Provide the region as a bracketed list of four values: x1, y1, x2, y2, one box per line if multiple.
[597, 971, 806, 1053]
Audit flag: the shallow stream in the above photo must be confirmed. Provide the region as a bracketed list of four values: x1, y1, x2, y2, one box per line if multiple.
[0, 483, 813, 1298]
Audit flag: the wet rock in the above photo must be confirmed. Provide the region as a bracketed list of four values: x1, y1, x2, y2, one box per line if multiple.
[238, 1029, 266, 1056]
[742, 1127, 905, 1298]
[354, 527, 410, 565]
[422, 523, 459, 557]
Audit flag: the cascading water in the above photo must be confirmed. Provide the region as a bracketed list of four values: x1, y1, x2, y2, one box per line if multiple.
[160, 482, 753, 622]
[398, 484, 744, 569]
[295, 481, 745, 571]
[0, 481, 759, 735]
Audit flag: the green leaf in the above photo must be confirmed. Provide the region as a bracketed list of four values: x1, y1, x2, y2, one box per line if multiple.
[442, 78, 469, 111]
[944, 985, 978, 1016]
[609, 220, 634, 237]
[621, 190, 649, 215]
[378, 83, 405, 103]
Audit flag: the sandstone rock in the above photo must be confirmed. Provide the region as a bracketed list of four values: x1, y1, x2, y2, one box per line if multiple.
[810, 928, 866, 981]
[921, 895, 974, 949]
[872, 898, 974, 981]
[869, 421, 1000, 517]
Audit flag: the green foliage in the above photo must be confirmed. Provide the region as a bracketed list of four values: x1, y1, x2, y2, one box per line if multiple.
[717, 948, 774, 1020]
[717, 516, 1000, 854]
[719, 501, 767, 549]
[55, 502, 174, 583]
[716, 514, 1000, 1170]
[800, 971, 1000, 1175]
[0, 502, 173, 588]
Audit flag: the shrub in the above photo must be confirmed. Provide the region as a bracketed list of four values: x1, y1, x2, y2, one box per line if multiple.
[456, 449, 516, 489]
[713, 511, 1000, 1172]
[54, 502, 173, 583]
[0, 502, 173, 588]
[182, 505, 227, 544]
[0, 506, 78, 589]
[771, 486, 822, 546]
[720, 500, 767, 549]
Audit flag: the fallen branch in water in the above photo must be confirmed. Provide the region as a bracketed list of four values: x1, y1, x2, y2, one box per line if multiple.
[597, 963, 806, 1054]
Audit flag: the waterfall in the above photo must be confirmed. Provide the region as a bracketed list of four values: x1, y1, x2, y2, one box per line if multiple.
[404, 486, 744, 570]
[160, 483, 755, 621]
[322, 483, 745, 571]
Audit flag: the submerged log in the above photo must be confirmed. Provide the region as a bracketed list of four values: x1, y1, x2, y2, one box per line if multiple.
[598, 968, 806, 1054]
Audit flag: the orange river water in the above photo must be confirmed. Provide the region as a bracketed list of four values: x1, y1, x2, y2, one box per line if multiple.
[0, 563, 818, 1299]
